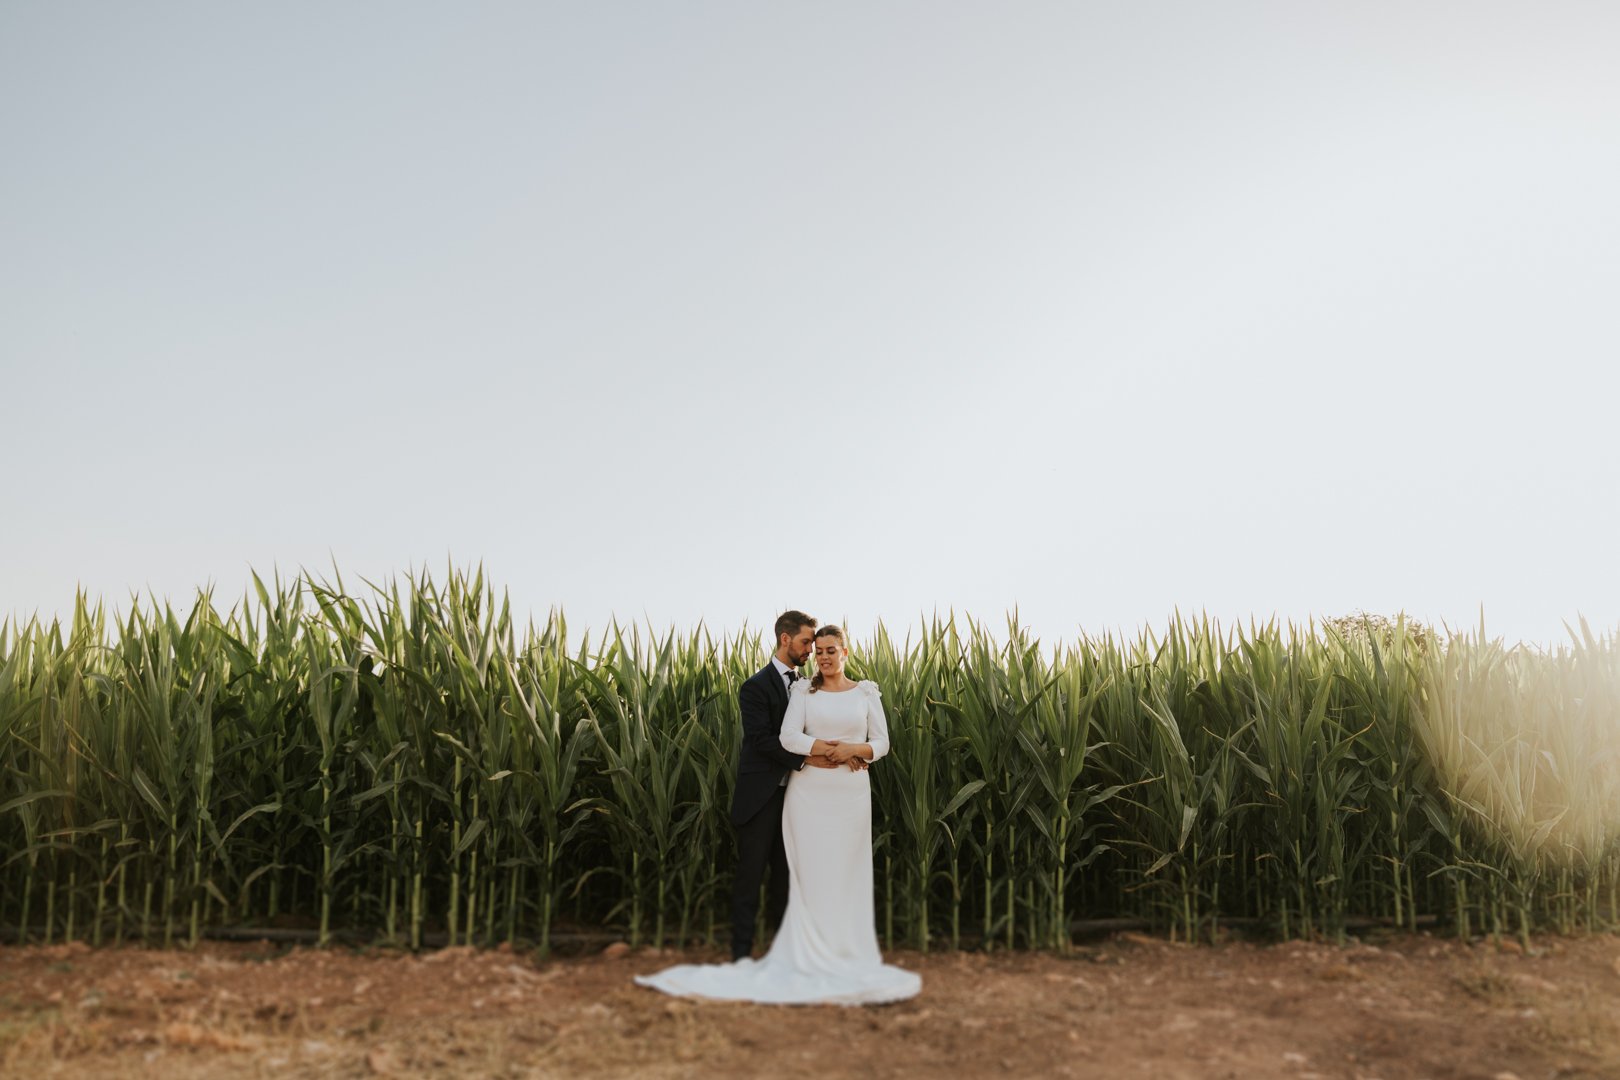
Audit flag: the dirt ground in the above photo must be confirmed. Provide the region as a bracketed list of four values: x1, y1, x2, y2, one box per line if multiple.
[3, 930, 1619, 1079]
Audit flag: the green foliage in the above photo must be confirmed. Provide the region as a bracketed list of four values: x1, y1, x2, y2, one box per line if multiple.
[2, 576, 1616, 951]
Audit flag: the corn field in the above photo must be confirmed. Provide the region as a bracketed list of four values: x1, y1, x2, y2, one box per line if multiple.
[4, 568, 1618, 953]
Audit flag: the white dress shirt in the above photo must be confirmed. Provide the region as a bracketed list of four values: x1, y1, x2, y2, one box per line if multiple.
[770, 655, 798, 696]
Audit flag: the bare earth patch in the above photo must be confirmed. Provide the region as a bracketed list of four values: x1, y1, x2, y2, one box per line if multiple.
[3, 932, 1619, 1079]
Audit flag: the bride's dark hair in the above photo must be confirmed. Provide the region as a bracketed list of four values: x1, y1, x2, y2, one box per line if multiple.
[809, 625, 848, 693]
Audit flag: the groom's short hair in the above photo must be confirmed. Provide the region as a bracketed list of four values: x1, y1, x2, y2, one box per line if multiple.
[774, 610, 817, 643]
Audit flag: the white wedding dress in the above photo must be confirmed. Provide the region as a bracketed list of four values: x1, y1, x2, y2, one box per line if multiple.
[635, 679, 921, 1005]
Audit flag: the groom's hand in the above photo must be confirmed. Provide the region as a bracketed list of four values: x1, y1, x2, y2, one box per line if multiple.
[802, 753, 840, 769]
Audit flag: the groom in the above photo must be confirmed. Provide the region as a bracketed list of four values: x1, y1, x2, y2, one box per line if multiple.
[729, 609, 842, 960]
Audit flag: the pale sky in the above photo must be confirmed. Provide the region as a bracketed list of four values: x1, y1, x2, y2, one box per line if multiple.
[3, 2, 1618, 650]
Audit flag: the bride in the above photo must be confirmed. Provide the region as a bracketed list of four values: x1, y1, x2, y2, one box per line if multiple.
[635, 624, 921, 1005]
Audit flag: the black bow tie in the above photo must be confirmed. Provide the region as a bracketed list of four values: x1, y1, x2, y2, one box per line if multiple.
[785, 670, 800, 684]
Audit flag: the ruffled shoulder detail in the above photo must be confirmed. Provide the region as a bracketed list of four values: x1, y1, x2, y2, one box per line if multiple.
[860, 680, 882, 698]
[790, 677, 811, 695]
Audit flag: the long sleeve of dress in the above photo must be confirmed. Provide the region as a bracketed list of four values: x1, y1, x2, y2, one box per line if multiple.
[779, 681, 816, 755]
[865, 682, 890, 762]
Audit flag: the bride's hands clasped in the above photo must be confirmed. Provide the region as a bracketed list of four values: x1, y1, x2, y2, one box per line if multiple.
[826, 742, 865, 765]
[807, 738, 867, 770]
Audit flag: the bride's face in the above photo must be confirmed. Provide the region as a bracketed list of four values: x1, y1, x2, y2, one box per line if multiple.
[813, 637, 847, 678]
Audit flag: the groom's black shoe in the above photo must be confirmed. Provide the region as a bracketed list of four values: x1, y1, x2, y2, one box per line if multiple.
[731, 945, 751, 962]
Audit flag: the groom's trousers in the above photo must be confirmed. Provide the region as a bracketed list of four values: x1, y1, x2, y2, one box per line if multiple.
[730, 785, 790, 960]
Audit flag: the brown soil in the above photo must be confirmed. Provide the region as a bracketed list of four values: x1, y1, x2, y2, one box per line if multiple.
[3, 931, 1619, 1079]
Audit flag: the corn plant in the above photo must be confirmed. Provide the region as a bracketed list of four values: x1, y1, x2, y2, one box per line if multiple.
[3, 569, 1618, 951]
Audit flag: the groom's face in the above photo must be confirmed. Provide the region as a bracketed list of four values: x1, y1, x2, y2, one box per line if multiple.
[782, 627, 816, 666]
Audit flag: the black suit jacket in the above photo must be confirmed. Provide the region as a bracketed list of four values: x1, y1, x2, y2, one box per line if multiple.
[729, 662, 807, 825]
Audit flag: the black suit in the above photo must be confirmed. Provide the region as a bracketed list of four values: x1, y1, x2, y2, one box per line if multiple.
[728, 661, 806, 959]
